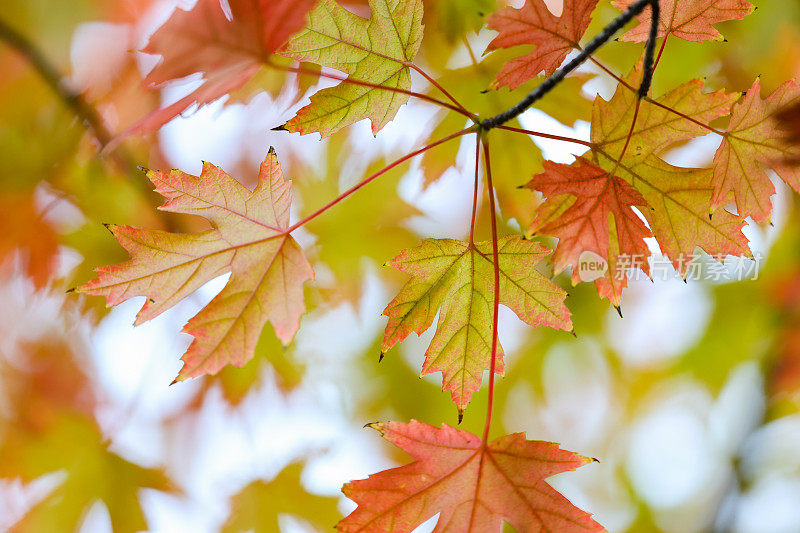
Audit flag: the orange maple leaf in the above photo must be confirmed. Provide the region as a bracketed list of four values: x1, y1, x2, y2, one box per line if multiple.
[486, 0, 599, 89]
[77, 149, 313, 381]
[127, 0, 316, 135]
[613, 0, 754, 42]
[339, 420, 603, 532]
[590, 67, 750, 278]
[527, 158, 652, 306]
[712, 78, 800, 222]
[531, 65, 750, 303]
[0, 193, 59, 288]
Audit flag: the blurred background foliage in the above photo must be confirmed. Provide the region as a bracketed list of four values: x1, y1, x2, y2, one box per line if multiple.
[1, 0, 800, 531]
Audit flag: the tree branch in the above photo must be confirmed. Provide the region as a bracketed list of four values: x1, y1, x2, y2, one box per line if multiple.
[481, 0, 660, 130]
[0, 17, 115, 149]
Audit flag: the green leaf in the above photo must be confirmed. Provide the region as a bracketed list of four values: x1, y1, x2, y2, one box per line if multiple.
[382, 236, 572, 411]
[280, 0, 424, 137]
[222, 463, 341, 532]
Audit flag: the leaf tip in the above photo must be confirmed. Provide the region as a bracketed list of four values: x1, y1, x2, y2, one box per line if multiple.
[570, 328, 577, 338]
[457, 410, 464, 424]
[614, 306, 623, 318]
[66, 287, 76, 294]
[378, 352, 385, 363]
[271, 123, 288, 132]
[364, 422, 384, 435]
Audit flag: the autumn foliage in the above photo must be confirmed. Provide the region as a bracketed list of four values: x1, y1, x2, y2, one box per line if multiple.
[4, 0, 800, 530]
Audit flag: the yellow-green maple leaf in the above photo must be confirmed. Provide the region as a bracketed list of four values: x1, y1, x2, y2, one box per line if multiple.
[280, 0, 424, 137]
[589, 70, 750, 274]
[382, 236, 571, 411]
[592, 67, 738, 161]
[222, 463, 341, 532]
[1, 417, 172, 533]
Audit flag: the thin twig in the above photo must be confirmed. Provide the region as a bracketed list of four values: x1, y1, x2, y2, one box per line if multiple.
[269, 60, 476, 120]
[408, 62, 472, 116]
[469, 135, 481, 245]
[287, 126, 476, 232]
[481, 138, 501, 444]
[496, 124, 594, 148]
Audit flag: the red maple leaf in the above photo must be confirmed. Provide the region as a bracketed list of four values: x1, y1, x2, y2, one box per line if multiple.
[486, 0, 599, 89]
[125, 0, 316, 136]
[339, 420, 603, 532]
[527, 158, 652, 306]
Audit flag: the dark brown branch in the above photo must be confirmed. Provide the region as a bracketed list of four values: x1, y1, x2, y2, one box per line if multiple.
[0, 17, 115, 149]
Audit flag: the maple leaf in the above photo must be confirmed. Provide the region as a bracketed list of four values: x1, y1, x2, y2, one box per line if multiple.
[613, 0, 754, 43]
[526, 158, 652, 306]
[129, 0, 316, 135]
[533, 66, 748, 303]
[76, 149, 313, 381]
[592, 68, 738, 162]
[430, 0, 497, 42]
[712, 78, 800, 222]
[338, 420, 603, 532]
[588, 67, 750, 277]
[382, 236, 571, 411]
[279, 0, 424, 137]
[598, 154, 751, 275]
[222, 462, 342, 532]
[486, 0, 598, 89]
[0, 339, 173, 533]
[0, 193, 59, 288]
[2, 417, 174, 533]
